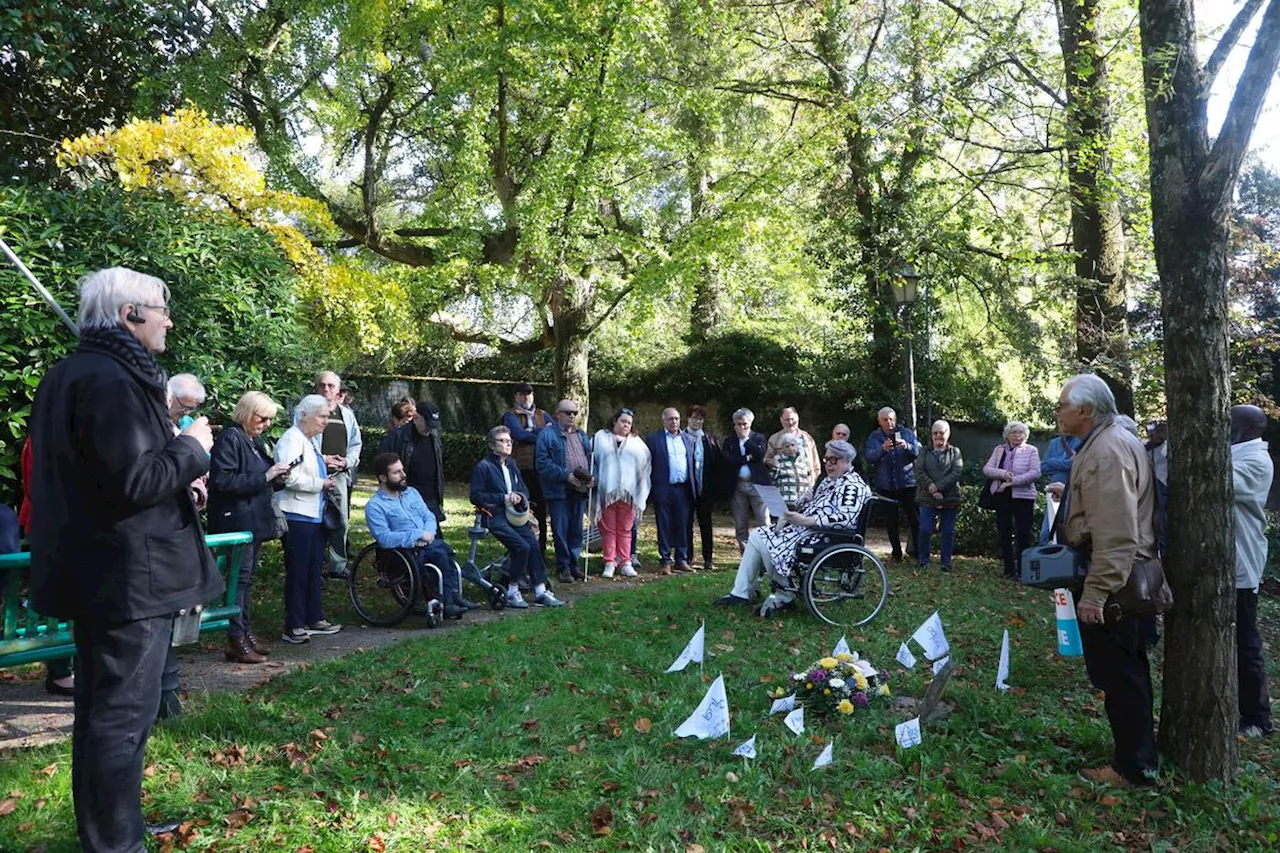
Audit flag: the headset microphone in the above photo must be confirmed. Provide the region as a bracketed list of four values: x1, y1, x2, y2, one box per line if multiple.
[126, 309, 145, 324]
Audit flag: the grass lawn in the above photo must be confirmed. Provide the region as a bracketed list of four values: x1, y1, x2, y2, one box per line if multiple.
[2, 490, 1278, 851]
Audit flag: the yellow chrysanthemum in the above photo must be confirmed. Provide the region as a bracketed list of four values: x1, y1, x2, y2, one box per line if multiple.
[835, 652, 854, 662]
[823, 689, 831, 695]
[819, 657, 839, 669]
[838, 699, 854, 715]
[806, 683, 814, 690]
[854, 673, 869, 691]
[878, 683, 892, 697]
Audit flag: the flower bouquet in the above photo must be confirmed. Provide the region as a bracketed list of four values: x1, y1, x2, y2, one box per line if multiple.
[775, 652, 890, 717]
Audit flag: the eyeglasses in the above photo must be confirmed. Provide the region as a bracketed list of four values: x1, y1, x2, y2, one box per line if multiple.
[822, 456, 843, 463]
[493, 436, 512, 443]
[559, 410, 578, 417]
[175, 399, 200, 415]
[1055, 401, 1073, 411]
[139, 303, 171, 319]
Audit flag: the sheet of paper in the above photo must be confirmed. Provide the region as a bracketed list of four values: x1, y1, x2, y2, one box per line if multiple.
[911, 611, 951, 660]
[769, 692, 797, 715]
[996, 629, 1011, 691]
[895, 717, 923, 749]
[665, 623, 705, 673]
[812, 740, 833, 770]
[732, 735, 757, 759]
[783, 707, 805, 735]
[896, 642, 917, 669]
[673, 674, 730, 740]
[832, 636, 852, 658]
[932, 655, 950, 675]
[752, 484, 790, 518]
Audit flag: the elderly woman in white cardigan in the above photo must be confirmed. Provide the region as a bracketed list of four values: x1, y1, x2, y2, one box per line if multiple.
[714, 439, 871, 616]
[274, 394, 342, 644]
[592, 408, 651, 579]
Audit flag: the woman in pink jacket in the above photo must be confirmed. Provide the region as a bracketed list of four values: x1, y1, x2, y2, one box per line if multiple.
[983, 422, 1041, 579]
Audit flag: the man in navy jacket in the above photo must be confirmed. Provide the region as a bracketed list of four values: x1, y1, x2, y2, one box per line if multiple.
[646, 407, 699, 574]
[863, 406, 920, 561]
[721, 407, 771, 553]
[535, 400, 594, 583]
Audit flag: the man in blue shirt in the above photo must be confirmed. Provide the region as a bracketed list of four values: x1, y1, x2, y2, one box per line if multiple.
[365, 453, 474, 619]
[1040, 430, 1082, 544]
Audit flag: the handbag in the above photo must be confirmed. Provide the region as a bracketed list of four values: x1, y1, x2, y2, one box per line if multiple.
[977, 448, 1006, 510]
[270, 501, 289, 540]
[1104, 558, 1174, 622]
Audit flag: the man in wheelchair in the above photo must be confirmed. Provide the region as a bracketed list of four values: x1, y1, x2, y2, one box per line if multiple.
[715, 439, 871, 616]
[366, 452, 476, 619]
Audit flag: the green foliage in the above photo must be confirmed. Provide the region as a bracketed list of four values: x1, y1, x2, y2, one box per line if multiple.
[0, 183, 315, 498]
[0, 0, 205, 178]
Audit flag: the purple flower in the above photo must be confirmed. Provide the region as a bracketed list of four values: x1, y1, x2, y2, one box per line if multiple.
[810, 669, 828, 683]
[852, 692, 869, 709]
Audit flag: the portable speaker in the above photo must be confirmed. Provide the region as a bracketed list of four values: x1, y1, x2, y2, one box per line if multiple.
[1020, 544, 1086, 589]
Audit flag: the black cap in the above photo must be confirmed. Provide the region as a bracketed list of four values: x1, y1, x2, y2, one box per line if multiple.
[515, 382, 535, 394]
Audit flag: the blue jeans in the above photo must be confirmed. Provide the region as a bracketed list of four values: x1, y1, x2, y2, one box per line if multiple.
[917, 505, 957, 568]
[488, 515, 548, 587]
[284, 519, 326, 629]
[413, 541, 462, 604]
[547, 494, 587, 573]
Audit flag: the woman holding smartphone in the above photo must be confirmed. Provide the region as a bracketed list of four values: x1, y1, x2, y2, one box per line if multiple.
[208, 391, 292, 663]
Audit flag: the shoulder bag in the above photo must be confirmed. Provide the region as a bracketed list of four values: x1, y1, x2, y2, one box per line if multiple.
[977, 448, 1006, 510]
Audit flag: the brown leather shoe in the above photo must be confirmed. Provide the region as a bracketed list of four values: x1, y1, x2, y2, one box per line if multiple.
[225, 636, 265, 664]
[246, 632, 269, 656]
[674, 561, 695, 573]
[659, 563, 673, 576]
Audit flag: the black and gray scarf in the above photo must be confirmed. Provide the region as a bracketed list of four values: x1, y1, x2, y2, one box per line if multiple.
[78, 325, 168, 392]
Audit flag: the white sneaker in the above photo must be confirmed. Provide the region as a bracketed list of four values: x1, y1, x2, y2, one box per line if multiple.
[602, 563, 616, 579]
[505, 591, 530, 609]
[620, 563, 637, 578]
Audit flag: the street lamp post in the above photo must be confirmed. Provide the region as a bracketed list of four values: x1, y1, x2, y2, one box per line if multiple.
[890, 261, 921, 431]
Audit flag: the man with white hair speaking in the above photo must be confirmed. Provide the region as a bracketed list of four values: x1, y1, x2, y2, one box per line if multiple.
[28, 267, 224, 851]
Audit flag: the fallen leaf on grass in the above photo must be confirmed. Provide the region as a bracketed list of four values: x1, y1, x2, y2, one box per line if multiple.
[0, 798, 17, 816]
[226, 808, 253, 829]
[1098, 794, 1121, 807]
[39, 764, 58, 777]
[634, 718, 653, 734]
[566, 739, 588, 755]
[367, 832, 387, 852]
[522, 719, 539, 731]
[591, 804, 614, 836]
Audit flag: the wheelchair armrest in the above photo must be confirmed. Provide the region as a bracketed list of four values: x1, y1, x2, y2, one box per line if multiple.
[808, 525, 861, 540]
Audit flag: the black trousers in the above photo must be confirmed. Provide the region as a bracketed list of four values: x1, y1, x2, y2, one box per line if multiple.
[520, 468, 549, 553]
[72, 614, 172, 853]
[1080, 617, 1158, 783]
[1238, 588, 1273, 731]
[882, 487, 919, 557]
[994, 492, 1034, 576]
[687, 495, 715, 567]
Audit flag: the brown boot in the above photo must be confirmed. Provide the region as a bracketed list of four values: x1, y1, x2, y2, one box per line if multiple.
[245, 632, 269, 656]
[225, 636, 265, 664]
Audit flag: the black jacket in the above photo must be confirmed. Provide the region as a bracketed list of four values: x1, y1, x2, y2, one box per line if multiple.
[379, 408, 446, 518]
[208, 424, 283, 540]
[28, 342, 224, 621]
[721, 430, 771, 491]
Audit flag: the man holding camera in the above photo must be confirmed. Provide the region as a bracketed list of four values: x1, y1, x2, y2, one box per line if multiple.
[29, 268, 224, 852]
[314, 370, 362, 579]
[864, 407, 920, 562]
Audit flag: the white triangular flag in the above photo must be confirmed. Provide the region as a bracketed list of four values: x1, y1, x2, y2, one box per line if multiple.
[895, 716, 923, 749]
[673, 674, 730, 739]
[996, 629, 1011, 692]
[666, 622, 706, 673]
[896, 642, 917, 669]
[769, 692, 797, 714]
[932, 655, 950, 675]
[832, 635, 851, 658]
[732, 735, 757, 758]
[783, 706, 805, 735]
[911, 611, 951, 660]
[812, 739, 834, 770]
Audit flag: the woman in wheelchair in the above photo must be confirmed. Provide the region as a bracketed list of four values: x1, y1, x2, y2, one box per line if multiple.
[470, 427, 565, 609]
[715, 439, 871, 616]
[366, 452, 476, 619]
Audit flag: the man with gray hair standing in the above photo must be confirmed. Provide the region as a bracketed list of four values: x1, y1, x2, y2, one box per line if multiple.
[314, 370, 362, 579]
[1056, 373, 1159, 787]
[1230, 404, 1274, 739]
[29, 267, 224, 851]
[720, 407, 771, 554]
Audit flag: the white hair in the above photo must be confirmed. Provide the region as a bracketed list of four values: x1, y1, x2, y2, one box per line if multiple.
[166, 373, 206, 405]
[931, 419, 950, 434]
[315, 370, 341, 388]
[824, 439, 857, 461]
[878, 407, 896, 418]
[294, 394, 331, 424]
[778, 433, 800, 449]
[732, 408, 754, 423]
[1002, 421, 1029, 439]
[77, 267, 170, 331]
[1063, 373, 1118, 424]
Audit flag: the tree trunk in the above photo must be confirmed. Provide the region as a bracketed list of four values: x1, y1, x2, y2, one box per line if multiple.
[550, 273, 592, 412]
[1137, 0, 1280, 782]
[1057, 0, 1132, 415]
[688, 158, 725, 337]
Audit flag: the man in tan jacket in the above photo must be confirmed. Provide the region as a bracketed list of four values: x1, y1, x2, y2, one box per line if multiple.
[1057, 373, 1158, 788]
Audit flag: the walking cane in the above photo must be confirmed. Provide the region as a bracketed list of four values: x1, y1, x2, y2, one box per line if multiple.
[582, 481, 594, 580]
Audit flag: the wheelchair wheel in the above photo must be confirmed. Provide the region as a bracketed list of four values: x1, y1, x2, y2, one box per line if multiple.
[348, 544, 419, 627]
[803, 543, 888, 628]
[489, 586, 507, 611]
[424, 599, 442, 629]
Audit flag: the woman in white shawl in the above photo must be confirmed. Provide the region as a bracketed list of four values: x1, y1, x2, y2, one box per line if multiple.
[593, 408, 651, 578]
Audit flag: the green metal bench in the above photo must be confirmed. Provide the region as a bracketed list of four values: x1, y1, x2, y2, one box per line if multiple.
[0, 531, 252, 668]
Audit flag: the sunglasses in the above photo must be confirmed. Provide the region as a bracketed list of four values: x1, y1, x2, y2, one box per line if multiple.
[559, 410, 579, 416]
[619, 408, 634, 416]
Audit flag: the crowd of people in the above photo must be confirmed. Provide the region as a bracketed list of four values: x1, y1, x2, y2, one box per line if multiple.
[2, 267, 1274, 851]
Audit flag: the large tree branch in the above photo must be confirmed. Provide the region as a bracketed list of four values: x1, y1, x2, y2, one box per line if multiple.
[940, 0, 1066, 107]
[1203, 0, 1266, 91]
[1202, 0, 1280, 215]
